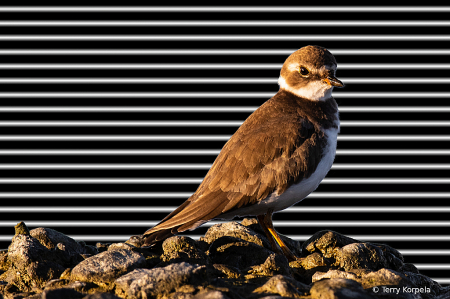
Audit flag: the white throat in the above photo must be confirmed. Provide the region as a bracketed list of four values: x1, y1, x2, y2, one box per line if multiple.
[278, 76, 333, 102]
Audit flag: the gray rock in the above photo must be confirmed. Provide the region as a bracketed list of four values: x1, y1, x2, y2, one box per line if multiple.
[71, 249, 146, 289]
[200, 221, 271, 249]
[107, 243, 137, 252]
[211, 263, 242, 279]
[0, 223, 443, 299]
[252, 275, 309, 298]
[437, 287, 450, 299]
[289, 252, 332, 284]
[312, 268, 441, 299]
[161, 236, 208, 266]
[373, 243, 404, 271]
[359, 268, 408, 289]
[404, 271, 442, 298]
[302, 230, 359, 258]
[248, 254, 291, 277]
[30, 227, 93, 267]
[208, 236, 273, 270]
[0, 234, 65, 292]
[115, 262, 207, 299]
[30, 227, 86, 253]
[312, 270, 361, 283]
[336, 243, 387, 271]
[296, 252, 330, 271]
[310, 278, 375, 299]
[43, 278, 70, 290]
[194, 290, 230, 299]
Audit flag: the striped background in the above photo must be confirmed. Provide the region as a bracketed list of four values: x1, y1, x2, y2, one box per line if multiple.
[0, 6, 449, 285]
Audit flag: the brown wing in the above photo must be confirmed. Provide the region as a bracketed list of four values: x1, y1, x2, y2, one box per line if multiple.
[142, 95, 324, 245]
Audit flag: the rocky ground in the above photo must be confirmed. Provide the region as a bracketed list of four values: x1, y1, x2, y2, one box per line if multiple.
[0, 220, 448, 299]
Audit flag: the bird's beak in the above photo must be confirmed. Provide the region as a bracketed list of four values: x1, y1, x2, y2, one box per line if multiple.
[323, 76, 345, 88]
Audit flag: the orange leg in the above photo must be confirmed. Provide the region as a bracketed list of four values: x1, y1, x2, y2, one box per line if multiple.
[257, 209, 298, 262]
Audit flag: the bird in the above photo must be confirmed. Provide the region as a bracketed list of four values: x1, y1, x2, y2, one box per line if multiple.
[139, 45, 344, 261]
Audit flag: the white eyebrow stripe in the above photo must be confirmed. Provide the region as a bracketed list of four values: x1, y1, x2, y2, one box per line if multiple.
[287, 62, 299, 72]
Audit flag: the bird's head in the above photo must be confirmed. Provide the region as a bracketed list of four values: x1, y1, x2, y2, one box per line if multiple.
[278, 45, 344, 102]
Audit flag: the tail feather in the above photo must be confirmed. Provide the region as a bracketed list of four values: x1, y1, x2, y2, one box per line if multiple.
[141, 190, 231, 247]
[142, 226, 178, 247]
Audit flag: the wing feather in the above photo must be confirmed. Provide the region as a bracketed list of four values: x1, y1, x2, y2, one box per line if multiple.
[142, 92, 331, 246]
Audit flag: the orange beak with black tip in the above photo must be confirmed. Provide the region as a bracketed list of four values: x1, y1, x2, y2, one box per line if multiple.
[323, 76, 345, 88]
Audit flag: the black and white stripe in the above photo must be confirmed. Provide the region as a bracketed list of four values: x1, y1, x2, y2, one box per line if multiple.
[0, 5, 449, 285]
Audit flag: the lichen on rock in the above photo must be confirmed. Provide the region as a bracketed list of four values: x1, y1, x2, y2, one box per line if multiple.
[0, 221, 446, 299]
[114, 262, 207, 299]
[71, 248, 147, 290]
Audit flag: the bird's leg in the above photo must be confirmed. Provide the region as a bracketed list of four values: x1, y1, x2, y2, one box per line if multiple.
[256, 213, 283, 256]
[257, 209, 298, 262]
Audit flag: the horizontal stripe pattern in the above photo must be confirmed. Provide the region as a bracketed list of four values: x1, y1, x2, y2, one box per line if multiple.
[0, 149, 444, 155]
[0, 5, 448, 285]
[2, 206, 450, 213]
[0, 63, 448, 69]
[0, 107, 449, 112]
[0, 120, 448, 126]
[0, 178, 447, 184]
[0, 6, 450, 12]
[0, 77, 449, 84]
[0, 35, 449, 41]
[1, 21, 450, 27]
[0, 49, 449, 55]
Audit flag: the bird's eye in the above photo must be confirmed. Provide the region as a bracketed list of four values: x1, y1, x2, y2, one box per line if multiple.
[299, 67, 310, 76]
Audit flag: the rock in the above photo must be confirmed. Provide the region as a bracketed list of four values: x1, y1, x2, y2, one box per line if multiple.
[211, 263, 242, 279]
[107, 243, 137, 252]
[40, 287, 85, 299]
[71, 249, 147, 290]
[0, 224, 444, 299]
[208, 236, 273, 270]
[30, 227, 94, 268]
[0, 250, 8, 272]
[247, 254, 291, 277]
[310, 278, 374, 299]
[302, 230, 359, 258]
[373, 243, 404, 271]
[161, 236, 208, 266]
[404, 271, 442, 298]
[437, 287, 450, 299]
[96, 243, 111, 253]
[200, 221, 271, 249]
[125, 235, 144, 248]
[313, 268, 440, 298]
[43, 278, 70, 290]
[358, 268, 408, 289]
[313, 269, 361, 283]
[30, 227, 86, 253]
[335, 242, 387, 271]
[194, 290, 230, 299]
[14, 221, 30, 236]
[252, 275, 309, 298]
[114, 262, 207, 299]
[0, 234, 65, 292]
[290, 252, 331, 284]
[296, 252, 330, 271]
[83, 293, 122, 299]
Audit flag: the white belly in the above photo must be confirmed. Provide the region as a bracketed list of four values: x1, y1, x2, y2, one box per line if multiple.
[218, 125, 339, 219]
